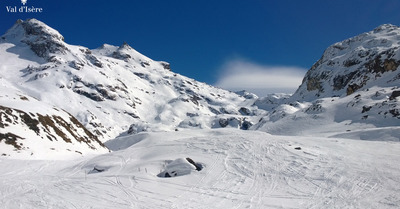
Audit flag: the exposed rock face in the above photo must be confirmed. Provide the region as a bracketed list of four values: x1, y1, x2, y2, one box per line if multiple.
[0, 105, 103, 147]
[217, 117, 253, 130]
[160, 61, 171, 71]
[389, 90, 400, 100]
[293, 24, 400, 101]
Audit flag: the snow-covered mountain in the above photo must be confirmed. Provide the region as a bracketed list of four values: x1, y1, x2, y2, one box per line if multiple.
[254, 24, 400, 140]
[1, 19, 400, 209]
[0, 19, 265, 157]
[294, 24, 400, 100]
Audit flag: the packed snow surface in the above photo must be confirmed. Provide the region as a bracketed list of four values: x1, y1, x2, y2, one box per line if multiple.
[1, 129, 399, 209]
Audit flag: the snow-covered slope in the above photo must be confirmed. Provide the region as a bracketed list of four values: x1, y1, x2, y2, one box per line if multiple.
[254, 86, 400, 140]
[254, 24, 400, 139]
[0, 19, 264, 145]
[0, 79, 108, 159]
[1, 129, 399, 208]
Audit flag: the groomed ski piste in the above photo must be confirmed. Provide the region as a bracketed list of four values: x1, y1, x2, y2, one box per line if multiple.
[1, 129, 399, 209]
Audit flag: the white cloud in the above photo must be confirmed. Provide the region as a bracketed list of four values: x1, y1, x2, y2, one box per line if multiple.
[214, 59, 307, 96]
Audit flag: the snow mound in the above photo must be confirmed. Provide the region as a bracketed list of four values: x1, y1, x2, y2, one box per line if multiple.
[158, 157, 203, 178]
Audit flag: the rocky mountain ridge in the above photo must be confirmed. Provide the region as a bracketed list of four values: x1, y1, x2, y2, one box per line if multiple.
[293, 24, 400, 101]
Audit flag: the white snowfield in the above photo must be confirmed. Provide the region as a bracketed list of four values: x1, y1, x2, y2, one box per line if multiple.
[1, 129, 399, 209]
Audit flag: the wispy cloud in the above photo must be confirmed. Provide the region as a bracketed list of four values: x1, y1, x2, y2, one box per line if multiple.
[214, 58, 307, 96]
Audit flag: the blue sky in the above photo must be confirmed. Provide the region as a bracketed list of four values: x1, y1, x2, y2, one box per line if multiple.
[1, 0, 400, 95]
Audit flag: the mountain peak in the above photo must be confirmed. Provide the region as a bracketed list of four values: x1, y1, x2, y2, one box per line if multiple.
[120, 41, 132, 49]
[373, 23, 399, 33]
[21, 18, 64, 42]
[3, 18, 64, 42]
[2, 18, 67, 59]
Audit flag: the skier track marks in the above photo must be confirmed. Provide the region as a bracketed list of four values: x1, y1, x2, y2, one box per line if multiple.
[248, 140, 279, 208]
[168, 137, 226, 208]
[2, 129, 400, 208]
[102, 153, 139, 208]
[272, 137, 394, 209]
[112, 175, 139, 208]
[187, 135, 281, 208]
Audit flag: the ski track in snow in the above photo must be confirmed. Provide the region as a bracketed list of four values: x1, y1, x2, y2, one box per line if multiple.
[1, 129, 400, 209]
